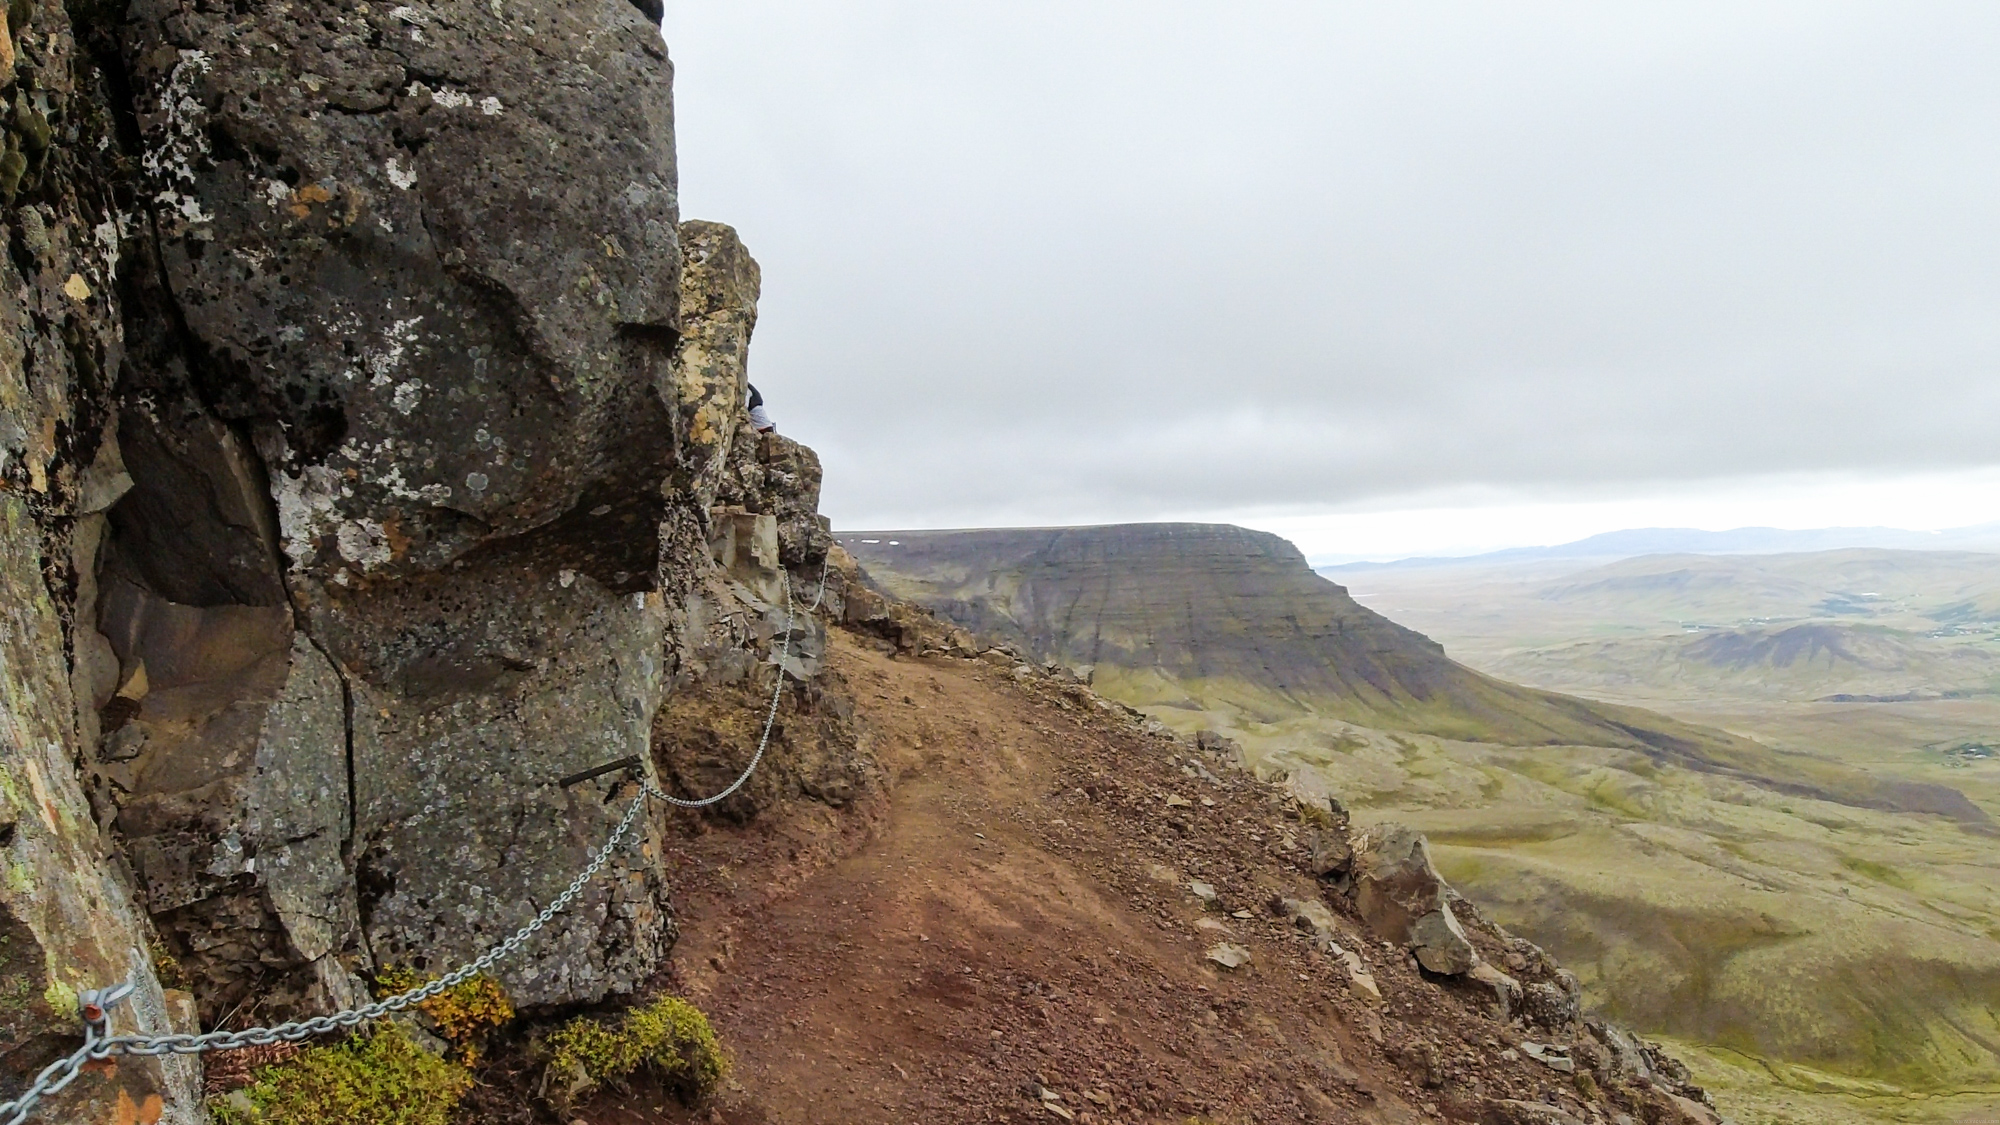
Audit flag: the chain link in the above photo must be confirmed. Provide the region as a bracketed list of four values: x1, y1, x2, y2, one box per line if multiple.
[1, 555, 836, 1125]
[650, 552, 829, 809]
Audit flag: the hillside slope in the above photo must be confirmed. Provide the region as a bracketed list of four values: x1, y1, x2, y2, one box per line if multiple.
[844, 525, 1987, 826]
[560, 622, 1729, 1125]
[1534, 550, 2000, 633]
[1486, 623, 2000, 705]
[846, 526, 2000, 1123]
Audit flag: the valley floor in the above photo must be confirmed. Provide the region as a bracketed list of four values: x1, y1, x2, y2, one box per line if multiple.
[1308, 556, 2000, 1125]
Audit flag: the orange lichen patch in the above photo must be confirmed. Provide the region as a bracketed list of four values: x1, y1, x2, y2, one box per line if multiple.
[22, 754, 58, 831]
[113, 1088, 165, 1125]
[288, 184, 333, 218]
[373, 968, 513, 1062]
[382, 516, 412, 563]
[27, 417, 55, 494]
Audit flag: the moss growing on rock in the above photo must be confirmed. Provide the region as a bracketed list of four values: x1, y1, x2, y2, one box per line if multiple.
[209, 1022, 472, 1125]
[373, 967, 514, 1061]
[540, 996, 728, 1109]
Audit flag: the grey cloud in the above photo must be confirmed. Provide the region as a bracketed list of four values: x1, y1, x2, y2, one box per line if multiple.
[665, 1, 2000, 529]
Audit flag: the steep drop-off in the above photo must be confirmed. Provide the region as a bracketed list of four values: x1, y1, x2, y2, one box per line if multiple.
[848, 526, 2000, 1118]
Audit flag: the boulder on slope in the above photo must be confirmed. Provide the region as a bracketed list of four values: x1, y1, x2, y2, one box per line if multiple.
[1349, 823, 1480, 976]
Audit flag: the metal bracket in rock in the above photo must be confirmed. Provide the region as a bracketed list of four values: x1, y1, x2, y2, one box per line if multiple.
[0, 558, 831, 1125]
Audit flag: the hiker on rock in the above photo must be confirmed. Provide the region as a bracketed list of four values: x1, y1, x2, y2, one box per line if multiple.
[748, 383, 776, 433]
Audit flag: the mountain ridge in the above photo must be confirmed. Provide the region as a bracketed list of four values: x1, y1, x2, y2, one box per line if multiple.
[1318, 521, 2000, 571]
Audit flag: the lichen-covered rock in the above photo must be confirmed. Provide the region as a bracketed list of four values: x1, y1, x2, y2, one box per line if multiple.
[0, 0, 204, 1118]
[74, 0, 695, 1015]
[0, 495, 204, 1122]
[1349, 823, 1481, 976]
[121, 0, 684, 590]
[716, 428, 832, 570]
[342, 573, 674, 1007]
[673, 220, 762, 508]
[6, 5, 844, 1118]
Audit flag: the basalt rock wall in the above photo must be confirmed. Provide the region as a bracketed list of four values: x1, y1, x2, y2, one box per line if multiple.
[2, 3, 837, 1120]
[0, 0, 204, 1119]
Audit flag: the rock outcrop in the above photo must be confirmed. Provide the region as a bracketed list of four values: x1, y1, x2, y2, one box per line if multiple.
[1350, 823, 1480, 975]
[94, 0, 694, 1022]
[3, 2, 839, 1118]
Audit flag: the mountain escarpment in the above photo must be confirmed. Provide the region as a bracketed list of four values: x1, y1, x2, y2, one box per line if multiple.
[848, 524, 1751, 751]
[848, 523, 1999, 832]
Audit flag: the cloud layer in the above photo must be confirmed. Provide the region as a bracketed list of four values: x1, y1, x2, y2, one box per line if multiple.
[664, 2, 2000, 530]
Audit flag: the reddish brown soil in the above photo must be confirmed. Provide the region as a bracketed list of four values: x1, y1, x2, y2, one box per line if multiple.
[545, 629, 1621, 1125]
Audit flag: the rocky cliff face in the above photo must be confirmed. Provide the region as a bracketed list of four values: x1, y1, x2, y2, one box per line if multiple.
[1, 3, 843, 1119]
[846, 523, 1739, 750]
[1, 1, 203, 1118]
[99, 0, 692, 1025]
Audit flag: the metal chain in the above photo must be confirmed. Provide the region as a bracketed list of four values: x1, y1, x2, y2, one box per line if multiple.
[649, 551, 830, 809]
[2, 553, 837, 1125]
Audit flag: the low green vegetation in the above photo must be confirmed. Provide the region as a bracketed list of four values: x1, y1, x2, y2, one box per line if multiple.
[209, 1023, 472, 1125]
[373, 967, 515, 1062]
[540, 995, 729, 1109]
[1838, 855, 1912, 891]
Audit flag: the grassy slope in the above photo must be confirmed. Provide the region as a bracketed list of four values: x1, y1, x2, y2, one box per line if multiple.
[1326, 549, 2000, 1122]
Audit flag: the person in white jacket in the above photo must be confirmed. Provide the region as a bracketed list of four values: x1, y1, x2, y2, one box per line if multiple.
[747, 384, 776, 433]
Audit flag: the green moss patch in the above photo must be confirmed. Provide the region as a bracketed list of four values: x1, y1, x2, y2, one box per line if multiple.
[540, 996, 728, 1109]
[209, 1022, 472, 1125]
[1838, 854, 1912, 891]
[373, 967, 514, 1061]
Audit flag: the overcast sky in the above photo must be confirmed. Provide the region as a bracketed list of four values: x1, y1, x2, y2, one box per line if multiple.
[661, 2, 2000, 559]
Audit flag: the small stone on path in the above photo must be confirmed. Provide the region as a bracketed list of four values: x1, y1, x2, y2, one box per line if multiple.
[1206, 942, 1252, 970]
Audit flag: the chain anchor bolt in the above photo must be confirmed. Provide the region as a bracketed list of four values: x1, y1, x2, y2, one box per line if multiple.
[77, 977, 135, 1038]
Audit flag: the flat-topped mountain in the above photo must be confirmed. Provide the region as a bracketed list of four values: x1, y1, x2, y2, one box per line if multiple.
[847, 523, 1743, 749]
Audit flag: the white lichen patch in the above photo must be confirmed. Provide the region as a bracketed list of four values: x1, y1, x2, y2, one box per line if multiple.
[272, 463, 346, 567]
[385, 157, 418, 190]
[391, 380, 424, 414]
[405, 81, 502, 116]
[366, 316, 425, 383]
[376, 464, 452, 504]
[142, 51, 217, 228]
[92, 215, 125, 278]
[334, 519, 394, 571]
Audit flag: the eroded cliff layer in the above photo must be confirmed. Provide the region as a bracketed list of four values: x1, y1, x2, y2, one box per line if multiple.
[846, 523, 1725, 747]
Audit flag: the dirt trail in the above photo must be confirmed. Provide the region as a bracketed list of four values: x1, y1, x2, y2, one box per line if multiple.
[576, 630, 1629, 1124]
